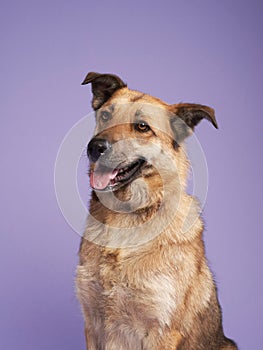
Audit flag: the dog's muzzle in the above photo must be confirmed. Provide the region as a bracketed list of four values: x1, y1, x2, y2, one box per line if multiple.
[87, 137, 146, 192]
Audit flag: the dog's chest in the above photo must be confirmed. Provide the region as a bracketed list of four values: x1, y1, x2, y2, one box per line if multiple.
[96, 251, 178, 330]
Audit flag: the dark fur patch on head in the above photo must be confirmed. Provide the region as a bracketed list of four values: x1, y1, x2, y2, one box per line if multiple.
[97, 105, 115, 122]
[130, 93, 145, 103]
[170, 117, 192, 146]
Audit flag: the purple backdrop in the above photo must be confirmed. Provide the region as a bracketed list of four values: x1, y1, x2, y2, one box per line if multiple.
[1, 1, 262, 349]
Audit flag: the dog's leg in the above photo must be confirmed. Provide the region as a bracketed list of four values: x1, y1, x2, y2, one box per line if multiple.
[84, 322, 106, 350]
[84, 324, 95, 350]
[219, 338, 238, 350]
[84, 323, 100, 350]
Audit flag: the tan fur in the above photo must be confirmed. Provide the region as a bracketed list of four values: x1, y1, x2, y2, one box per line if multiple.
[76, 73, 237, 349]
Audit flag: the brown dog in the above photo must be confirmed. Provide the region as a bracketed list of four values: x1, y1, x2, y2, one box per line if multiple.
[76, 72, 238, 350]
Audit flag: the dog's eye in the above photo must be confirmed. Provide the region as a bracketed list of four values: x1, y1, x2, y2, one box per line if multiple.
[134, 121, 151, 133]
[100, 111, 111, 122]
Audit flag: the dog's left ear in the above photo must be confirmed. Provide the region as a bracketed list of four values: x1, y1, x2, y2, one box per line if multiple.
[81, 72, 127, 110]
[170, 103, 218, 145]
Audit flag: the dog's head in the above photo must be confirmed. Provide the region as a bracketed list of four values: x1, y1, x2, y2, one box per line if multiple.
[82, 72, 218, 196]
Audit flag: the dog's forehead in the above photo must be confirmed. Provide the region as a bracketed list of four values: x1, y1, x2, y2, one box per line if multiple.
[110, 88, 169, 108]
[97, 89, 172, 128]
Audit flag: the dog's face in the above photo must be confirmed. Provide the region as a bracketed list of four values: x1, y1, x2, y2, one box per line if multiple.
[88, 99, 178, 194]
[83, 72, 218, 196]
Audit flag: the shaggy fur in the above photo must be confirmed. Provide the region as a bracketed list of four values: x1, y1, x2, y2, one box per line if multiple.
[76, 72, 238, 350]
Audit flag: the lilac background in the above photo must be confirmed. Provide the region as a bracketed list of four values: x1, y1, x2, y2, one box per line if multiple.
[1, 1, 262, 349]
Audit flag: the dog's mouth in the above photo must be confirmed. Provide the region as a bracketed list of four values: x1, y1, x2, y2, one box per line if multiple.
[90, 159, 146, 192]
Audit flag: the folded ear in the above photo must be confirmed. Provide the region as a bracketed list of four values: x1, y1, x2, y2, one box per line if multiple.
[81, 72, 127, 110]
[173, 103, 218, 129]
[170, 103, 218, 145]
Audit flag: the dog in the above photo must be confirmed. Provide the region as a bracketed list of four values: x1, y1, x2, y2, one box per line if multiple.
[76, 72, 238, 350]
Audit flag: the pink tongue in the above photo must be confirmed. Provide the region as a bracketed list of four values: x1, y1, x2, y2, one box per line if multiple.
[90, 169, 118, 190]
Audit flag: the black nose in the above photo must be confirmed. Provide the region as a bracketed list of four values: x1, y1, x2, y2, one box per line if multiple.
[87, 138, 110, 162]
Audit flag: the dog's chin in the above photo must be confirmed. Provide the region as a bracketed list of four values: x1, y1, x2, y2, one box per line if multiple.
[90, 158, 147, 193]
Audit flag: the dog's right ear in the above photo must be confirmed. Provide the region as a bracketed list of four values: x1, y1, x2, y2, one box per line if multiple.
[81, 72, 127, 110]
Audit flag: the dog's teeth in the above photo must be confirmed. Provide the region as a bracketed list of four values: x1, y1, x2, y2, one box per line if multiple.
[116, 161, 141, 180]
[119, 166, 129, 174]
